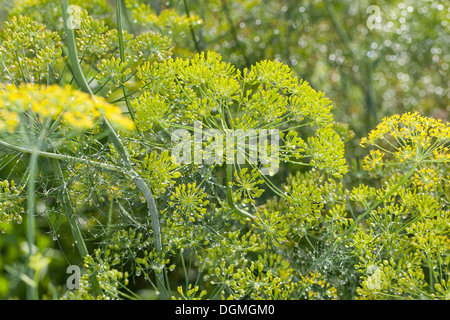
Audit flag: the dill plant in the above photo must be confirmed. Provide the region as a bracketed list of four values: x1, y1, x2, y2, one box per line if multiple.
[0, 0, 448, 301]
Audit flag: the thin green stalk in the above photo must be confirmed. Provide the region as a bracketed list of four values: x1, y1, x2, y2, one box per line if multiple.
[180, 249, 189, 290]
[93, 76, 111, 95]
[26, 151, 38, 300]
[183, 0, 201, 54]
[222, 100, 254, 221]
[109, 80, 152, 103]
[115, 0, 135, 121]
[0, 138, 120, 173]
[51, 158, 102, 297]
[115, 0, 146, 140]
[1, 61, 20, 87]
[310, 162, 419, 271]
[25, 118, 51, 300]
[15, 50, 28, 83]
[61, 2, 91, 94]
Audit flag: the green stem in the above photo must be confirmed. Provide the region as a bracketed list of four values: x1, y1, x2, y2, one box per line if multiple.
[115, 0, 146, 141]
[310, 162, 419, 271]
[183, 0, 201, 54]
[15, 50, 28, 84]
[61, 2, 91, 94]
[223, 106, 254, 221]
[0, 138, 120, 173]
[26, 151, 38, 300]
[115, 0, 136, 122]
[25, 118, 51, 300]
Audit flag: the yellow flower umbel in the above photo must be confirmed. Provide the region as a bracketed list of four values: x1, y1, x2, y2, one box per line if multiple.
[360, 111, 449, 190]
[0, 84, 134, 131]
[360, 112, 449, 165]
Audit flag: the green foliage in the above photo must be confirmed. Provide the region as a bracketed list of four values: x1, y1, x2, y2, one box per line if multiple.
[0, 0, 448, 301]
[0, 15, 63, 84]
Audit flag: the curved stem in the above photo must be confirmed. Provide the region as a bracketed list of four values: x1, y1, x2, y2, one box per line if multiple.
[61, 0, 167, 299]
[115, 0, 147, 143]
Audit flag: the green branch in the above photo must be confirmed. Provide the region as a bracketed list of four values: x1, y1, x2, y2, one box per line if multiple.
[0, 138, 120, 173]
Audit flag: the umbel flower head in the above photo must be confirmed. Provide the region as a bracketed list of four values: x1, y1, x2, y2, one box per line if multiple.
[135, 51, 348, 178]
[0, 83, 134, 131]
[0, 15, 63, 84]
[360, 112, 449, 191]
[360, 112, 449, 165]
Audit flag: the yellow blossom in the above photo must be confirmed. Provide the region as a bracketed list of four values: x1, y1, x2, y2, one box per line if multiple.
[361, 112, 449, 164]
[0, 83, 134, 131]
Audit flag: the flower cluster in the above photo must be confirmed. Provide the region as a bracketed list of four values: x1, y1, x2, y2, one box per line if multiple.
[0, 84, 134, 131]
[0, 15, 63, 84]
[174, 284, 207, 300]
[137, 150, 182, 198]
[212, 252, 298, 299]
[233, 168, 264, 205]
[8, 0, 114, 31]
[135, 51, 348, 178]
[1, 0, 448, 301]
[0, 180, 24, 232]
[64, 249, 129, 300]
[124, 0, 201, 56]
[360, 112, 450, 165]
[168, 182, 209, 221]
